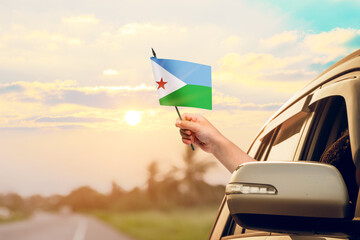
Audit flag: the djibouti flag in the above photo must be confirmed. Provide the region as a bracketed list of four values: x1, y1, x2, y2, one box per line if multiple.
[150, 57, 212, 110]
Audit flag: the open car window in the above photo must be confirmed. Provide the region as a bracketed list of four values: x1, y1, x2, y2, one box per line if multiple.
[253, 111, 309, 162]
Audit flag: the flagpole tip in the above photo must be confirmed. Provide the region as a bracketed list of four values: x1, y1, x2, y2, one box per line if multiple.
[151, 48, 157, 58]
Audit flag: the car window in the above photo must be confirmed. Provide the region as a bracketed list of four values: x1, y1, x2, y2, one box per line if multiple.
[265, 112, 308, 161]
[252, 111, 308, 162]
[209, 198, 234, 240]
[247, 138, 261, 158]
[254, 129, 276, 161]
[301, 96, 348, 161]
[247, 96, 309, 159]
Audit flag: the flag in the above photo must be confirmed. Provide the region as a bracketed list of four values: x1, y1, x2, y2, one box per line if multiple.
[150, 57, 212, 110]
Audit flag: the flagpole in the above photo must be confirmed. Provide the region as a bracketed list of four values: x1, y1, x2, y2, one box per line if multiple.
[152, 48, 195, 151]
[175, 106, 195, 151]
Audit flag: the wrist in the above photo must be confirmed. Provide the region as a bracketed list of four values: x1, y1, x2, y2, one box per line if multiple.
[211, 133, 245, 173]
[211, 131, 228, 156]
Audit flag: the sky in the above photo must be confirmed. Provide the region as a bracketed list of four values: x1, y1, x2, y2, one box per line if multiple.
[1, 0, 360, 196]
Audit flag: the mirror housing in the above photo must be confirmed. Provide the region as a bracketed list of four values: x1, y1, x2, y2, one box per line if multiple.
[226, 161, 354, 235]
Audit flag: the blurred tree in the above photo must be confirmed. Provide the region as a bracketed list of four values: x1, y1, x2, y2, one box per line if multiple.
[157, 166, 181, 208]
[183, 147, 215, 183]
[146, 161, 159, 203]
[120, 187, 151, 211]
[1, 193, 24, 211]
[180, 147, 216, 205]
[110, 181, 125, 200]
[26, 194, 45, 210]
[60, 186, 107, 211]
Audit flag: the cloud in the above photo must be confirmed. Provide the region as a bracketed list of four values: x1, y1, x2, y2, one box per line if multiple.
[215, 52, 309, 84]
[0, 21, 195, 86]
[0, 80, 287, 132]
[213, 50, 315, 103]
[35, 116, 112, 123]
[303, 28, 360, 63]
[0, 80, 157, 129]
[215, 101, 282, 111]
[43, 87, 157, 109]
[118, 23, 181, 35]
[212, 27, 360, 107]
[260, 69, 317, 82]
[62, 15, 99, 24]
[0, 83, 24, 94]
[218, 53, 289, 73]
[0, 80, 286, 113]
[213, 90, 283, 111]
[260, 31, 299, 49]
[0, 81, 157, 108]
[221, 36, 242, 49]
[0, 126, 40, 131]
[103, 69, 119, 76]
[0, 26, 84, 49]
[0, 25, 87, 77]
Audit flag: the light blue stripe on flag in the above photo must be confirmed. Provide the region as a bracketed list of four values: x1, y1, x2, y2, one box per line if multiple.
[151, 57, 211, 87]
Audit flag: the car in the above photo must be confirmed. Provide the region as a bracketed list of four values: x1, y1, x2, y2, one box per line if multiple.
[208, 49, 360, 240]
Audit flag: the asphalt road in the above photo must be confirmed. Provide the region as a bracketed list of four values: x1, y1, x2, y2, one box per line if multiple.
[0, 212, 134, 240]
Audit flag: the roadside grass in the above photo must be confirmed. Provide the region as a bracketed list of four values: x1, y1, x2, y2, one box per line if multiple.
[0, 212, 29, 224]
[92, 206, 219, 240]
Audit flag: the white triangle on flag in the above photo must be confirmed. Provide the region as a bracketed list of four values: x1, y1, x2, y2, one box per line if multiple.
[151, 60, 186, 99]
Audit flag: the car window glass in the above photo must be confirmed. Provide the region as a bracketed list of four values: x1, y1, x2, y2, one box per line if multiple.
[248, 138, 261, 158]
[208, 198, 232, 240]
[254, 129, 275, 161]
[265, 112, 308, 161]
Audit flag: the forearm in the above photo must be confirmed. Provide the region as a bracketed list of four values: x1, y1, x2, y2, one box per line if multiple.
[212, 134, 256, 173]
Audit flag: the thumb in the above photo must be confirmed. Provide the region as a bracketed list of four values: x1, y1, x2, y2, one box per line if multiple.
[177, 119, 200, 132]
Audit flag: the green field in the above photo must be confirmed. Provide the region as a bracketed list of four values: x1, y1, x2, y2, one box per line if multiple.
[0, 212, 29, 224]
[93, 206, 219, 240]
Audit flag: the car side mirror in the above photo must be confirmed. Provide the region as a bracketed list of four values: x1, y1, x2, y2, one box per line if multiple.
[226, 161, 354, 235]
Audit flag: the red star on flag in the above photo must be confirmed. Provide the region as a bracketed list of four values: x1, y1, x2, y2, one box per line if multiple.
[156, 77, 167, 89]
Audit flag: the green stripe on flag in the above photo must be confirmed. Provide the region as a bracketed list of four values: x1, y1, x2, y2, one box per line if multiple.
[159, 85, 212, 110]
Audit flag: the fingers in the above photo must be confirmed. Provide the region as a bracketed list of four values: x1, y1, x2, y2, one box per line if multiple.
[182, 138, 192, 145]
[180, 129, 191, 140]
[180, 129, 192, 143]
[180, 129, 191, 137]
[175, 119, 181, 127]
[175, 113, 201, 125]
[175, 113, 202, 146]
[183, 113, 202, 123]
[175, 118, 200, 133]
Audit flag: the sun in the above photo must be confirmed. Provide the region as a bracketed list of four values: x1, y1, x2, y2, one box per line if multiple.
[125, 110, 141, 126]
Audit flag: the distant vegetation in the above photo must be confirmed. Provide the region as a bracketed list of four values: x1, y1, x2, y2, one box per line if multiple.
[0, 146, 225, 219]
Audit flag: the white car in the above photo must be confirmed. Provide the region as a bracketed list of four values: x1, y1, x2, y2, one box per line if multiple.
[209, 50, 360, 240]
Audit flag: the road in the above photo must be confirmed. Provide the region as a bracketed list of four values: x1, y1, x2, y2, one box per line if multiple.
[0, 212, 134, 240]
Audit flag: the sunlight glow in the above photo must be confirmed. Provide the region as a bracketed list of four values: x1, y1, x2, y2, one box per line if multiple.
[125, 110, 141, 126]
